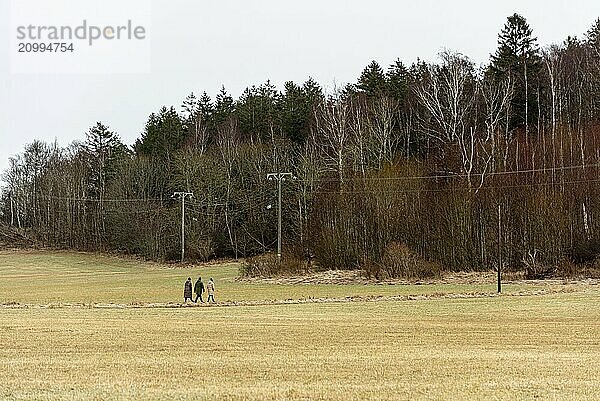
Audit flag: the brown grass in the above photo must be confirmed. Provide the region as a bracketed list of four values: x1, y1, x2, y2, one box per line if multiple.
[0, 250, 560, 305]
[2, 292, 600, 400]
[1, 250, 599, 400]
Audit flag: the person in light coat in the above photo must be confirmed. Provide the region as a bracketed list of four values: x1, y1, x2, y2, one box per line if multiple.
[206, 278, 216, 303]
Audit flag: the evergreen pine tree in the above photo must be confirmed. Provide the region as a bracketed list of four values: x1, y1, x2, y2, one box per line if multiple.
[490, 13, 540, 134]
[198, 92, 214, 117]
[214, 86, 235, 127]
[586, 18, 600, 46]
[386, 59, 409, 104]
[134, 107, 185, 162]
[85, 122, 129, 198]
[181, 92, 199, 121]
[357, 61, 387, 96]
[281, 81, 311, 144]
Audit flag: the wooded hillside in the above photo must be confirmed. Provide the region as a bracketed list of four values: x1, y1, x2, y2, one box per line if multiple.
[3, 15, 600, 276]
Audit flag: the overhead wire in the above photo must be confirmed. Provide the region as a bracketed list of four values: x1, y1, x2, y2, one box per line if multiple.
[27, 163, 600, 204]
[295, 163, 600, 183]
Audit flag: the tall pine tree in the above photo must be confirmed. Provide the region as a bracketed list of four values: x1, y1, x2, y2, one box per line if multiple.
[357, 61, 387, 96]
[386, 59, 409, 104]
[490, 13, 540, 136]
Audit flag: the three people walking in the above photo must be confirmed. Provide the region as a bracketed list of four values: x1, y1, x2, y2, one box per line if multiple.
[184, 277, 216, 304]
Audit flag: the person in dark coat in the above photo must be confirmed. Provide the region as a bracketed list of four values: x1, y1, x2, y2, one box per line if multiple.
[184, 277, 193, 303]
[194, 277, 205, 303]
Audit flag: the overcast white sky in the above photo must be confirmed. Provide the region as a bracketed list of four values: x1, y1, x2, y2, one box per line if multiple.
[1, 0, 600, 178]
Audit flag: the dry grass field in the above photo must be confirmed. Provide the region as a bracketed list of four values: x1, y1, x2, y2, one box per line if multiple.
[0, 250, 549, 305]
[1, 250, 599, 400]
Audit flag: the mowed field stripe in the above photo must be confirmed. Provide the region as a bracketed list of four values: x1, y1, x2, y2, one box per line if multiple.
[0, 286, 579, 310]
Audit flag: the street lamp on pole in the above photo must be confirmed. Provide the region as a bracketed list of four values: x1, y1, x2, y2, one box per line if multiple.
[173, 192, 193, 262]
[267, 172, 292, 263]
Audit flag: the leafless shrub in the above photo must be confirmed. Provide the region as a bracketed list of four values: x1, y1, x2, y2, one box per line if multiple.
[367, 242, 442, 280]
[241, 253, 310, 277]
[312, 227, 360, 271]
[555, 257, 579, 279]
[502, 270, 525, 282]
[585, 259, 600, 279]
[523, 250, 555, 279]
[187, 237, 215, 262]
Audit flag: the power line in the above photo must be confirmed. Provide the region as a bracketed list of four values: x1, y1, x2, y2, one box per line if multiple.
[23, 163, 600, 203]
[313, 177, 600, 194]
[187, 192, 272, 207]
[295, 163, 600, 183]
[39, 195, 167, 203]
[34, 192, 274, 209]
[103, 209, 159, 215]
[186, 192, 274, 211]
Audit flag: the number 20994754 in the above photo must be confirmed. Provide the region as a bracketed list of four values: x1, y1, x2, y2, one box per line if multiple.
[18, 43, 75, 53]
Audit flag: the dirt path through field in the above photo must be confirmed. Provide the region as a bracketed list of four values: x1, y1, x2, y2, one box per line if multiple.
[0, 286, 580, 310]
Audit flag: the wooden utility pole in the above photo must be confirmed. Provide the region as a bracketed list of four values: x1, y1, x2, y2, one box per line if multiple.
[9, 191, 14, 227]
[173, 192, 193, 262]
[267, 173, 293, 263]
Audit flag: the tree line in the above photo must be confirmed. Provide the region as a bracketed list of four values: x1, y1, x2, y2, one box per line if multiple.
[3, 14, 600, 277]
